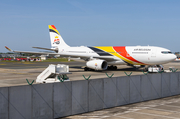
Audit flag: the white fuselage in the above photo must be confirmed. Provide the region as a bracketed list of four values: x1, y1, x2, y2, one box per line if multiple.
[57, 46, 176, 66]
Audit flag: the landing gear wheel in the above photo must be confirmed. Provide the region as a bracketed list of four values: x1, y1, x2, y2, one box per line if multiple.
[110, 65, 114, 70]
[84, 67, 88, 71]
[84, 67, 94, 71]
[107, 65, 117, 70]
[107, 66, 113, 70]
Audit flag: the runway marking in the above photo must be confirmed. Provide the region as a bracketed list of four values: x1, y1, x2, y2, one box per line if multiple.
[114, 96, 180, 117]
[84, 111, 109, 116]
[99, 116, 110, 119]
[133, 112, 180, 119]
[22, 62, 35, 64]
[114, 110, 138, 116]
[113, 116, 134, 119]
[149, 107, 180, 113]
[67, 115, 111, 119]
[163, 104, 180, 109]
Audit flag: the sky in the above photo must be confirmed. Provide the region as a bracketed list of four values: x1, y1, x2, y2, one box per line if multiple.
[0, 0, 180, 53]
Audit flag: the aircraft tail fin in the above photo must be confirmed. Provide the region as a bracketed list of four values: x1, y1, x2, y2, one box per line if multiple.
[48, 25, 69, 49]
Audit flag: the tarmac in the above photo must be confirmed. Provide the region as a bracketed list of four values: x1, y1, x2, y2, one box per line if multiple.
[0, 61, 180, 87]
[1, 61, 180, 119]
[63, 95, 180, 119]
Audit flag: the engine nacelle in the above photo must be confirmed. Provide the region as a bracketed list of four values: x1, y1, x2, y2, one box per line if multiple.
[86, 60, 108, 70]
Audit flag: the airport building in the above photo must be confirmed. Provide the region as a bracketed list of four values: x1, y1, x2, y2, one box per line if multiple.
[0, 53, 22, 58]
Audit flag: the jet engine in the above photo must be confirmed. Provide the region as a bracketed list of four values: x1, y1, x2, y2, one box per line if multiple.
[86, 60, 108, 70]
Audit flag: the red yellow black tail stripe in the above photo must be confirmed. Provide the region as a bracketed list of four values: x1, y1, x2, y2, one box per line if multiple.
[49, 25, 60, 35]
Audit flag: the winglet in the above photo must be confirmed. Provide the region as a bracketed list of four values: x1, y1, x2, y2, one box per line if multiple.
[5, 46, 12, 52]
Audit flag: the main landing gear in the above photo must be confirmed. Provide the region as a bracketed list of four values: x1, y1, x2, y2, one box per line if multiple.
[84, 67, 95, 71]
[107, 65, 117, 70]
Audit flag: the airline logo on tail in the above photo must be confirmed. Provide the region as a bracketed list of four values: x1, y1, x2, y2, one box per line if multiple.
[49, 25, 61, 45]
[53, 36, 60, 44]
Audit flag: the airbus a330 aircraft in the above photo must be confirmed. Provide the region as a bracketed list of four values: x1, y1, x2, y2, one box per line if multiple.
[5, 25, 176, 71]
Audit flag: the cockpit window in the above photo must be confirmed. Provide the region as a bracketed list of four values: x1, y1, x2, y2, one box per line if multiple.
[161, 51, 172, 54]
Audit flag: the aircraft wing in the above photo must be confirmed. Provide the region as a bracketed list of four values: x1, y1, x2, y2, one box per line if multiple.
[13, 50, 58, 55]
[55, 52, 117, 61]
[5, 46, 58, 56]
[13, 51, 116, 61]
[5, 46, 116, 61]
[32, 47, 58, 52]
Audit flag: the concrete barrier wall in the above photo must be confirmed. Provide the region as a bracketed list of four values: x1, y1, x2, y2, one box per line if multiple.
[141, 75, 153, 101]
[32, 83, 53, 119]
[88, 79, 104, 112]
[72, 80, 88, 115]
[161, 73, 171, 97]
[129, 75, 141, 104]
[150, 73, 162, 99]
[103, 77, 117, 108]
[9, 85, 32, 119]
[116, 76, 130, 106]
[0, 87, 8, 119]
[54, 81, 72, 118]
[170, 72, 179, 95]
[0, 72, 180, 119]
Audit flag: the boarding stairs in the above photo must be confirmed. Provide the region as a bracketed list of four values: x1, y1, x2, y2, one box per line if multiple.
[36, 64, 71, 83]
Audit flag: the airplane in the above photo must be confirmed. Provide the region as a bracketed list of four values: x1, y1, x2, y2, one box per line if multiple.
[5, 25, 176, 71]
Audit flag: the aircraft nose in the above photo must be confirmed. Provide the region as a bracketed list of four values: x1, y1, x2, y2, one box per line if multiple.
[171, 54, 177, 61]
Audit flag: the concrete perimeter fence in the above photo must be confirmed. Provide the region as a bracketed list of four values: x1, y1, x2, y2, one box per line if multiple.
[0, 72, 180, 119]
